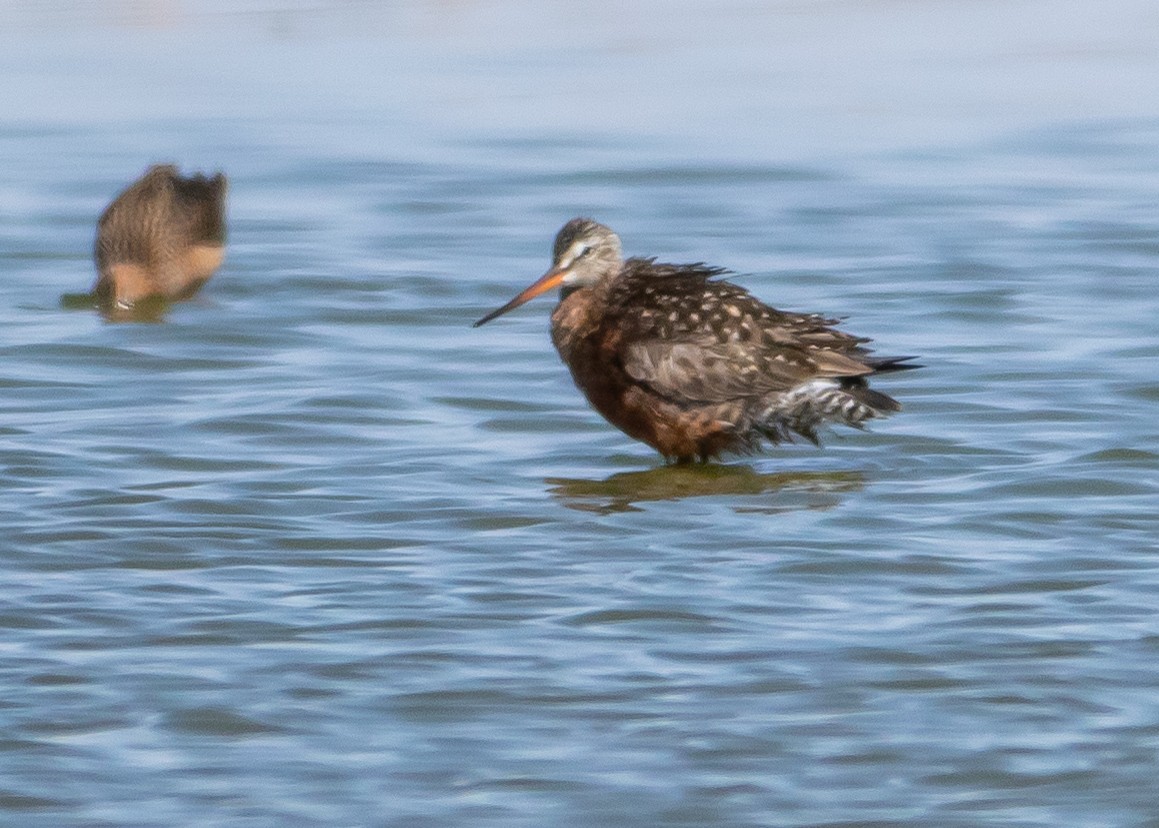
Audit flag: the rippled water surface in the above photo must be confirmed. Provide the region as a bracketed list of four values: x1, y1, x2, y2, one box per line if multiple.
[3, 2, 1159, 826]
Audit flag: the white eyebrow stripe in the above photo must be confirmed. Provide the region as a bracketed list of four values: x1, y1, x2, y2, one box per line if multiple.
[559, 241, 589, 268]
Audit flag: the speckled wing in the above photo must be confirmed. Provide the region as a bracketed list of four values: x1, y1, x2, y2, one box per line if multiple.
[609, 259, 876, 404]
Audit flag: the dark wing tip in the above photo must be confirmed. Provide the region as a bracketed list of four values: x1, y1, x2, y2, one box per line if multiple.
[866, 355, 923, 372]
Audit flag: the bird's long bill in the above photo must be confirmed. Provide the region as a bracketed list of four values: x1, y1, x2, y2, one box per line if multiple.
[473, 267, 567, 327]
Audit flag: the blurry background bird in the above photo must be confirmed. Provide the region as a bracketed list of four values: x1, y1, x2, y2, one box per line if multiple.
[92, 164, 227, 313]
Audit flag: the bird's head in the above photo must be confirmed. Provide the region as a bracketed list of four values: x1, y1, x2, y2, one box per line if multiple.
[474, 218, 622, 327]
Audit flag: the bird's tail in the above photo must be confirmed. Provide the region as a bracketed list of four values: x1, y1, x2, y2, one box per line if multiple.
[758, 376, 902, 445]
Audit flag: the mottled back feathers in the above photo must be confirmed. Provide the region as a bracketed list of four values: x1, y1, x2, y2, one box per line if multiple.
[603, 258, 884, 408]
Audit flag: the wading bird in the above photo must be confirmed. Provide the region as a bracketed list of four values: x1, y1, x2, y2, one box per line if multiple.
[475, 218, 918, 463]
[93, 165, 227, 310]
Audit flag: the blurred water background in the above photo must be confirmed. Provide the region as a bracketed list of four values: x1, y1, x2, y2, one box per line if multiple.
[2, 1, 1159, 825]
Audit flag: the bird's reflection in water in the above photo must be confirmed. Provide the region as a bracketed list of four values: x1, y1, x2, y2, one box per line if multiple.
[547, 464, 865, 514]
[60, 292, 172, 323]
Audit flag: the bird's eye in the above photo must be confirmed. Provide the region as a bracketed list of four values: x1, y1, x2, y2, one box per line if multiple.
[576, 246, 591, 258]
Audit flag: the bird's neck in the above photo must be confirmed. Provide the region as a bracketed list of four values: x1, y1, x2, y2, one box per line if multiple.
[559, 284, 582, 303]
[550, 281, 608, 359]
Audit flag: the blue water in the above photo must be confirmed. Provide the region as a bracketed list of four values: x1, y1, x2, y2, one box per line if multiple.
[3, 2, 1159, 826]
